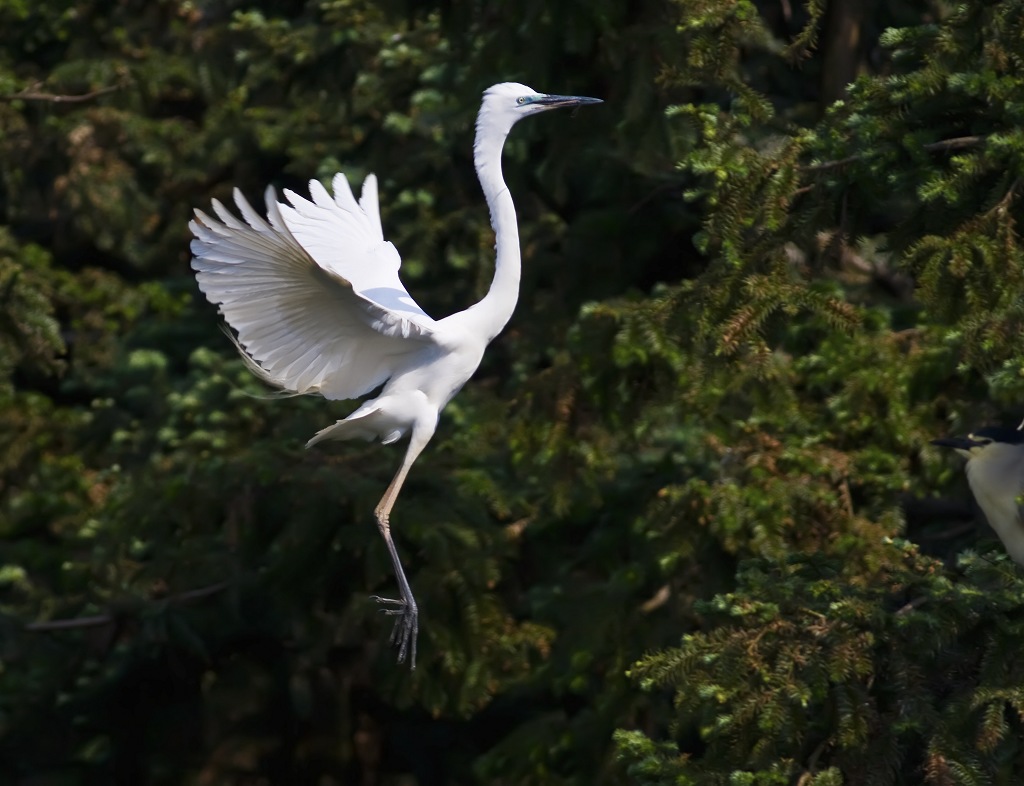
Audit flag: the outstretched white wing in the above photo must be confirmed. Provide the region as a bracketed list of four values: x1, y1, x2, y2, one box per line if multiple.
[278, 174, 435, 337]
[190, 176, 437, 400]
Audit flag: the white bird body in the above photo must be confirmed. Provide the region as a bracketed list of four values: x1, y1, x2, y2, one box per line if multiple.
[933, 427, 1024, 565]
[962, 441, 1024, 564]
[305, 325, 485, 448]
[190, 82, 601, 667]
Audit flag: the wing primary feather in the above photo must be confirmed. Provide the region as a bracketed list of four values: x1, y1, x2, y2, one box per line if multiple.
[234, 189, 274, 232]
[191, 175, 440, 402]
[330, 172, 360, 215]
[308, 179, 335, 210]
[358, 174, 384, 239]
[209, 200, 249, 232]
[219, 325, 311, 397]
[263, 186, 293, 235]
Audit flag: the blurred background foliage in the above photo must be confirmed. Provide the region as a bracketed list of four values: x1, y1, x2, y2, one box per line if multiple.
[3, 0, 1024, 783]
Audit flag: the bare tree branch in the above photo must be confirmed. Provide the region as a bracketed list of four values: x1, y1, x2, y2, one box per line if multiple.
[800, 135, 986, 175]
[24, 581, 230, 633]
[895, 596, 929, 616]
[921, 135, 985, 153]
[24, 613, 115, 632]
[801, 154, 862, 173]
[0, 83, 121, 105]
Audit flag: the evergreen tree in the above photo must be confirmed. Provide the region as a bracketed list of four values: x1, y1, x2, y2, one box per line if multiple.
[3, 0, 1024, 783]
[614, 1, 1024, 782]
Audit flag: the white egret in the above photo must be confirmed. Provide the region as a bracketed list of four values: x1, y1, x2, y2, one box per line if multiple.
[189, 82, 601, 668]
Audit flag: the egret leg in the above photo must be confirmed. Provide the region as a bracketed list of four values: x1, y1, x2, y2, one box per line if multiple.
[370, 437, 427, 669]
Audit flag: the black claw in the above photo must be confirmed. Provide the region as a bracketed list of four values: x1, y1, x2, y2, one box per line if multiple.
[371, 594, 418, 669]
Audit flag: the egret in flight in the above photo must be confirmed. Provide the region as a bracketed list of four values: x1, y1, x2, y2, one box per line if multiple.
[189, 82, 601, 668]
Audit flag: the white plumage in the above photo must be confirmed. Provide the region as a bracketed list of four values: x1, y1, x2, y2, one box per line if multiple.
[932, 426, 1024, 565]
[190, 82, 601, 668]
[191, 177, 435, 400]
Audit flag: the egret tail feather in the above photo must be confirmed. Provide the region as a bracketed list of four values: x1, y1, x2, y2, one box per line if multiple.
[306, 408, 385, 448]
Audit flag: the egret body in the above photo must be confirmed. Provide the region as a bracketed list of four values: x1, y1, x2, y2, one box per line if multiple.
[189, 83, 601, 667]
[932, 426, 1024, 565]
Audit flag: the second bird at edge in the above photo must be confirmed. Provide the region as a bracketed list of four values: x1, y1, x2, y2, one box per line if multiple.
[932, 426, 1024, 567]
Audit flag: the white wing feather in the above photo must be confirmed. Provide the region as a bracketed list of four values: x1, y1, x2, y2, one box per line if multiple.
[277, 174, 435, 337]
[190, 179, 437, 400]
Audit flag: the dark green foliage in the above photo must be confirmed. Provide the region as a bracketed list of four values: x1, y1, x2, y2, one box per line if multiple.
[610, 0, 1024, 783]
[618, 550, 1024, 784]
[4, 0, 1024, 783]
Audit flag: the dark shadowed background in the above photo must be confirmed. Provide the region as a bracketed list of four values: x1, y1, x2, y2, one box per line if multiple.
[3, 0, 1024, 783]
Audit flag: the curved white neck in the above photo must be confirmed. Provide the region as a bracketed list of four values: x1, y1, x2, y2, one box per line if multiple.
[466, 123, 521, 342]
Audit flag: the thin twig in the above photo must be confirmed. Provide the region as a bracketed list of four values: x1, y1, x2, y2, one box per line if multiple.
[801, 154, 862, 173]
[921, 135, 984, 153]
[24, 580, 230, 633]
[172, 581, 230, 603]
[797, 738, 829, 785]
[628, 180, 685, 215]
[916, 521, 976, 542]
[0, 84, 121, 104]
[800, 135, 987, 175]
[895, 596, 928, 616]
[24, 614, 114, 632]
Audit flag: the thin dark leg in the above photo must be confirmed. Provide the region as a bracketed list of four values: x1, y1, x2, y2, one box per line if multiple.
[370, 429, 430, 669]
[370, 512, 418, 668]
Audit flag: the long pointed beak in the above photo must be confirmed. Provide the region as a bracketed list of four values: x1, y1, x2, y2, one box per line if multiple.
[931, 436, 977, 451]
[533, 94, 603, 110]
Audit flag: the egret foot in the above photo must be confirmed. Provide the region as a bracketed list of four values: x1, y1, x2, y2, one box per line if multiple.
[371, 593, 418, 668]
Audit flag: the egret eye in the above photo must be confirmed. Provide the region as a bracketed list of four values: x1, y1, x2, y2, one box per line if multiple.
[516, 96, 527, 105]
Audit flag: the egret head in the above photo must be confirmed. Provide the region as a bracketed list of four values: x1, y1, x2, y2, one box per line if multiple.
[477, 82, 602, 139]
[931, 426, 1024, 460]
